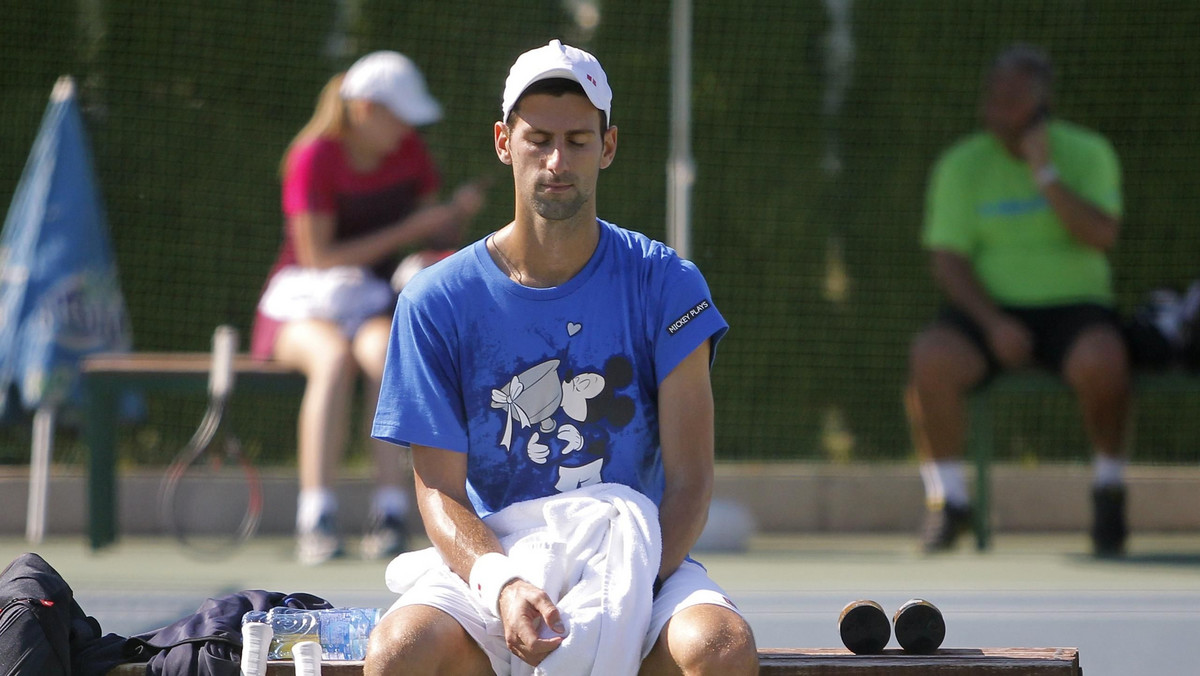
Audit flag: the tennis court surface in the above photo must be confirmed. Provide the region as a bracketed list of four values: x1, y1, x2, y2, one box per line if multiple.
[3, 532, 1198, 676]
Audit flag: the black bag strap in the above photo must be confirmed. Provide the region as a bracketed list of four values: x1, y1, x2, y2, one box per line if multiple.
[121, 632, 241, 659]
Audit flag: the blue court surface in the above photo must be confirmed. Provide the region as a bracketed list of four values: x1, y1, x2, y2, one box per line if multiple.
[4, 532, 1198, 676]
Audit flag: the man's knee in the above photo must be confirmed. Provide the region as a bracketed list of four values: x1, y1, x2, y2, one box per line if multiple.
[364, 610, 414, 676]
[1065, 326, 1130, 390]
[647, 605, 758, 676]
[364, 605, 490, 676]
[909, 327, 986, 392]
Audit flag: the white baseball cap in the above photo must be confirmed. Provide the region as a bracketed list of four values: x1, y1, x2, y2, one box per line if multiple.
[341, 51, 443, 126]
[501, 39, 612, 124]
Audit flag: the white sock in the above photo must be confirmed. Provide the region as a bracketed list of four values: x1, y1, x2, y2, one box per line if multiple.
[371, 486, 409, 518]
[920, 460, 969, 508]
[296, 488, 337, 532]
[1093, 454, 1127, 488]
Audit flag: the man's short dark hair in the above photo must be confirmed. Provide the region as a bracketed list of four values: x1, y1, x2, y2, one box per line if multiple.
[989, 43, 1054, 92]
[506, 77, 609, 130]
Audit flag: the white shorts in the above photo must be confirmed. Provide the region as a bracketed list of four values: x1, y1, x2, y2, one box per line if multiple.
[384, 558, 741, 673]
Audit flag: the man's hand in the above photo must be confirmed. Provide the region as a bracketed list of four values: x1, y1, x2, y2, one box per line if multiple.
[498, 579, 566, 667]
[1019, 119, 1051, 171]
[1020, 119, 1121, 251]
[984, 314, 1033, 368]
[452, 179, 488, 220]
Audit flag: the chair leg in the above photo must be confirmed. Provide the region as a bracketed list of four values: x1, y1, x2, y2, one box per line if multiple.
[969, 395, 992, 551]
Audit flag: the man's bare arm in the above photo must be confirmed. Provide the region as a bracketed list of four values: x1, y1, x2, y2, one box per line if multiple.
[1021, 124, 1120, 251]
[932, 251, 1002, 329]
[411, 444, 564, 665]
[411, 444, 502, 578]
[931, 250, 1032, 368]
[1039, 180, 1120, 251]
[656, 341, 716, 582]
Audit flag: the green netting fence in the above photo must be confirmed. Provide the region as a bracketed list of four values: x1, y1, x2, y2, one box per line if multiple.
[2, 1, 1198, 468]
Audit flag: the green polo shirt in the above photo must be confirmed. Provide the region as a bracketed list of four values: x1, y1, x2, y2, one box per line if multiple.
[922, 120, 1122, 306]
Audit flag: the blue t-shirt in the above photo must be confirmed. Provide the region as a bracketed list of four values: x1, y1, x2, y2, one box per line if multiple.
[372, 219, 728, 518]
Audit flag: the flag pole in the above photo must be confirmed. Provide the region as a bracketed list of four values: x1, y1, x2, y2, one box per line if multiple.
[26, 406, 55, 543]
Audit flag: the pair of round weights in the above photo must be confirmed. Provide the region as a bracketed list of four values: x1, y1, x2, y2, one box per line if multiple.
[838, 598, 945, 655]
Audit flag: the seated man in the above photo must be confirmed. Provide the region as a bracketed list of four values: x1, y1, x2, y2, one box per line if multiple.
[905, 44, 1130, 557]
[365, 40, 758, 675]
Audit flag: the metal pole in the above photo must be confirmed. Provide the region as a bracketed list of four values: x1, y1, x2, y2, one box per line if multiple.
[667, 0, 694, 260]
[27, 406, 55, 543]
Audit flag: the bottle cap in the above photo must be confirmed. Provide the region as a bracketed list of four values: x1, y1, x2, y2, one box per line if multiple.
[242, 610, 268, 625]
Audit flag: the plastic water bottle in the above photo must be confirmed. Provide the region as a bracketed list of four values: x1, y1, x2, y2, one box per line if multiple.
[309, 607, 379, 660]
[242, 607, 380, 661]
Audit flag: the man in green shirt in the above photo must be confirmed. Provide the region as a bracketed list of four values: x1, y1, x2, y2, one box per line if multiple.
[906, 44, 1130, 556]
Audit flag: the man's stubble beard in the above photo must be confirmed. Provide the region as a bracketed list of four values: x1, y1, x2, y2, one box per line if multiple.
[530, 190, 588, 222]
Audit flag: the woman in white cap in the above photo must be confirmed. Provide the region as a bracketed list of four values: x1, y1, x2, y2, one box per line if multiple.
[251, 51, 486, 565]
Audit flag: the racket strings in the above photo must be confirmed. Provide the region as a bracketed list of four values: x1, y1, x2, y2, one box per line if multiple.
[159, 399, 263, 559]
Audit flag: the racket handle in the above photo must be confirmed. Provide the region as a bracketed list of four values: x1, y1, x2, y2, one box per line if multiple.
[240, 621, 273, 676]
[210, 325, 239, 399]
[292, 640, 323, 676]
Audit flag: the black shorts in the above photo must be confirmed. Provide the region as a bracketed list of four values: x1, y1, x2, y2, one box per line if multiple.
[935, 303, 1123, 381]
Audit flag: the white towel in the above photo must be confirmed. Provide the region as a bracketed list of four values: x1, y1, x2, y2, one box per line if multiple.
[385, 483, 662, 676]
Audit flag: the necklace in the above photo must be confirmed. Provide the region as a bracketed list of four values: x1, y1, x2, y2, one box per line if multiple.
[491, 236, 526, 285]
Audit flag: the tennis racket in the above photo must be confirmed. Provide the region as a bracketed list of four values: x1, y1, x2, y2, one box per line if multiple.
[158, 325, 262, 558]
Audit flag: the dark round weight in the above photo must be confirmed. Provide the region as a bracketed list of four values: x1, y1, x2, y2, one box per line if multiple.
[893, 598, 946, 654]
[838, 600, 891, 655]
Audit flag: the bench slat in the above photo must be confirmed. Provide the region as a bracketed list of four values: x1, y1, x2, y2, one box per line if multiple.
[757, 647, 1080, 675]
[82, 352, 301, 376]
[105, 647, 1081, 675]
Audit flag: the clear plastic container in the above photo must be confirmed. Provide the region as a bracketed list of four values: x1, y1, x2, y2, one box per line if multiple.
[242, 607, 380, 661]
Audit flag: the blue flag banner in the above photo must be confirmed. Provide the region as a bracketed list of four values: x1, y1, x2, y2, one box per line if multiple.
[0, 76, 132, 415]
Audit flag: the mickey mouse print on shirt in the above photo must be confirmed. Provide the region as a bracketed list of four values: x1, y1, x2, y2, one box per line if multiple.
[489, 329, 635, 494]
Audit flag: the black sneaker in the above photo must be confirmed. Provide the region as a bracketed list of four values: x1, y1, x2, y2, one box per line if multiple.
[361, 512, 410, 560]
[1091, 485, 1128, 558]
[921, 502, 972, 553]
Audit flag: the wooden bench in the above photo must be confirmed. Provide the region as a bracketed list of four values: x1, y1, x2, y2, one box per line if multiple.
[968, 368, 1200, 549]
[81, 352, 305, 549]
[105, 647, 1081, 674]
